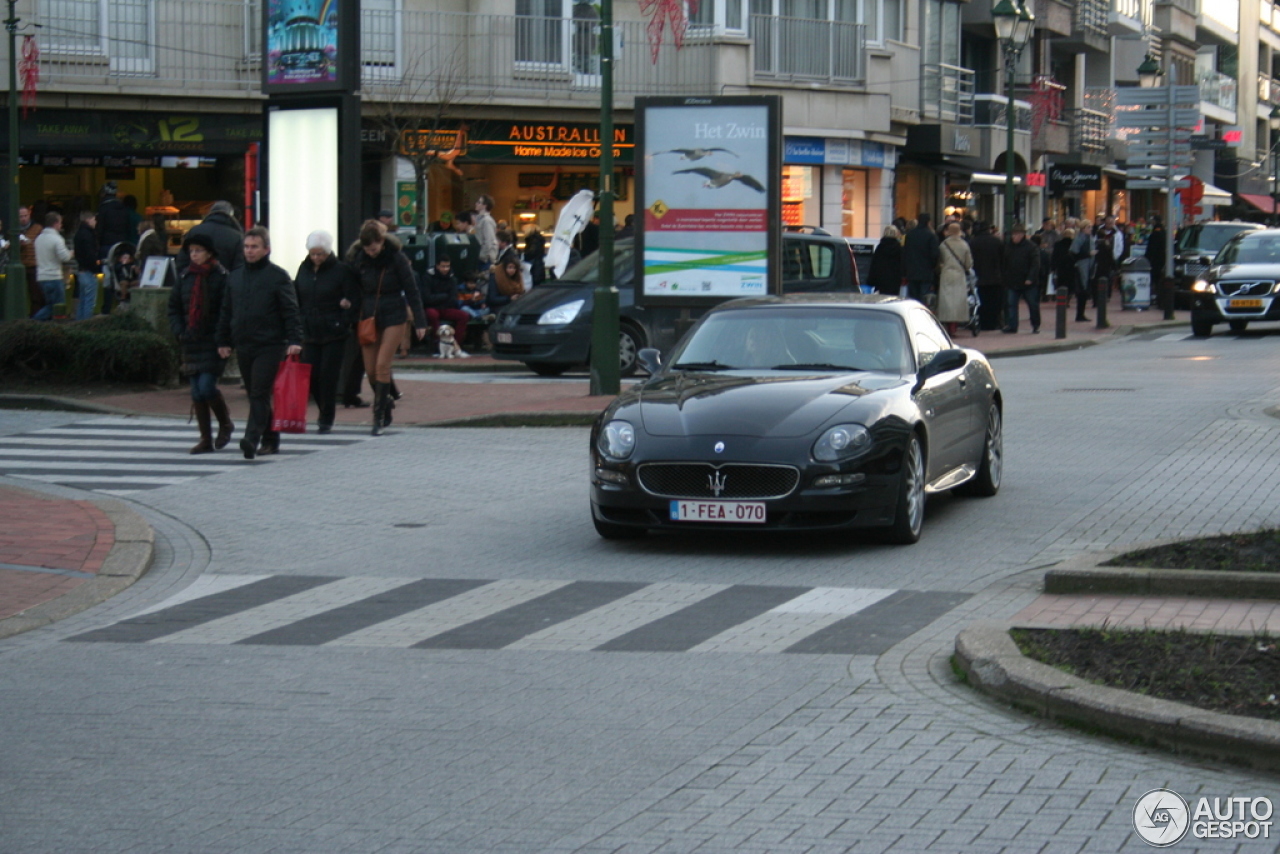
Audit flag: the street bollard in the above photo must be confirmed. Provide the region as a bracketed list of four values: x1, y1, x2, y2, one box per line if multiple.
[1055, 287, 1068, 339]
[1161, 275, 1175, 320]
[1095, 278, 1109, 330]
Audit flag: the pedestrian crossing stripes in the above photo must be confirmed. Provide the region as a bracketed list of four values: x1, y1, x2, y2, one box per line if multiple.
[67, 575, 970, 655]
[0, 417, 368, 495]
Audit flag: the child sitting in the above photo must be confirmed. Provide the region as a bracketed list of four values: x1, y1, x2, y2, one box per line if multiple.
[113, 248, 140, 303]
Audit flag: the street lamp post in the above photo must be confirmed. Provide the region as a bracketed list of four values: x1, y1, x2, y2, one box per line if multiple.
[992, 0, 1034, 237]
[5, 0, 27, 322]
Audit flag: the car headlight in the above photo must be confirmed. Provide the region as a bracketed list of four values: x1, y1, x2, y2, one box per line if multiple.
[1191, 280, 1216, 294]
[812, 424, 872, 462]
[597, 420, 636, 461]
[538, 299, 585, 325]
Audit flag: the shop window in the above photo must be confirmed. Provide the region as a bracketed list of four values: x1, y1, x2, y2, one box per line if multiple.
[40, 0, 153, 71]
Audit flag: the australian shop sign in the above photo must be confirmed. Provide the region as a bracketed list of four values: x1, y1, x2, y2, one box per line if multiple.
[1047, 163, 1102, 194]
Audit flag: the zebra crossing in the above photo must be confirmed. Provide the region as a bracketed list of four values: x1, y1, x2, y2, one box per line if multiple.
[67, 574, 970, 655]
[0, 417, 368, 496]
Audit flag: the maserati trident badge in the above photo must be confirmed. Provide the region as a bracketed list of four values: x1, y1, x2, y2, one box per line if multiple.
[714, 441, 725, 454]
[708, 470, 727, 497]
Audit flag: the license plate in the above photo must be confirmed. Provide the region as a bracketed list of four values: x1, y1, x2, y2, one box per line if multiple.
[1229, 299, 1263, 308]
[670, 500, 766, 523]
[496, 332, 513, 344]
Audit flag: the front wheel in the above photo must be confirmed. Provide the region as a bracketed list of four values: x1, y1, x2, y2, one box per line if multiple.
[619, 324, 644, 378]
[883, 435, 925, 545]
[1191, 319, 1213, 338]
[964, 404, 1002, 497]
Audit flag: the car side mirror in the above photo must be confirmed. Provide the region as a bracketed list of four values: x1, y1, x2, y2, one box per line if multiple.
[638, 347, 662, 375]
[915, 348, 967, 388]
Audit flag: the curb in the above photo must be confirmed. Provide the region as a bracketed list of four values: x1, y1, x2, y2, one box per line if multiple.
[954, 621, 1280, 772]
[1043, 543, 1280, 600]
[0, 497, 155, 640]
[0, 393, 140, 415]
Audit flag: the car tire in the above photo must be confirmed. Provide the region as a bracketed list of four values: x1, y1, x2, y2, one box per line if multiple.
[526, 361, 570, 377]
[1191, 319, 1213, 338]
[961, 403, 1002, 498]
[619, 324, 644, 378]
[1229, 320, 1249, 333]
[883, 434, 925, 545]
[592, 511, 647, 540]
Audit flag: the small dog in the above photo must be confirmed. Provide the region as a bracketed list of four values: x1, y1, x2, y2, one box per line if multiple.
[436, 324, 469, 359]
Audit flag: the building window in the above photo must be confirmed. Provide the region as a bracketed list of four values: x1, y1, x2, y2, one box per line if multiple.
[362, 0, 400, 76]
[40, 0, 153, 70]
[516, 0, 569, 67]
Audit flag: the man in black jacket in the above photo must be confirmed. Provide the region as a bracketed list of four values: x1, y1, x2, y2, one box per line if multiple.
[73, 213, 101, 321]
[903, 213, 940, 304]
[178, 201, 245, 272]
[969, 222, 1004, 331]
[1002, 223, 1041, 334]
[420, 257, 473, 347]
[95, 183, 133, 257]
[216, 226, 303, 459]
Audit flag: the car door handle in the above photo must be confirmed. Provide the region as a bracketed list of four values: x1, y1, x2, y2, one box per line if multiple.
[957, 375, 967, 386]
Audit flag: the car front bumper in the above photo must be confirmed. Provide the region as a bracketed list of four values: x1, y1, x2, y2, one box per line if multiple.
[1191, 294, 1280, 325]
[490, 319, 591, 365]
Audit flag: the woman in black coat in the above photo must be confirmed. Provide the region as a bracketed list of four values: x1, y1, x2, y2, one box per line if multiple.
[167, 232, 234, 454]
[296, 230, 359, 434]
[867, 226, 904, 295]
[1052, 229, 1085, 320]
[352, 221, 427, 435]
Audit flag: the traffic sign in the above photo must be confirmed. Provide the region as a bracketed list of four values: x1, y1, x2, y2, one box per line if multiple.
[1185, 205, 1204, 215]
[1114, 85, 1200, 106]
[1114, 109, 1203, 129]
[1179, 175, 1204, 205]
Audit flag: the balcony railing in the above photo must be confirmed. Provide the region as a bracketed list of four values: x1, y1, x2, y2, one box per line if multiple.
[1259, 73, 1280, 105]
[1111, 0, 1142, 21]
[34, 0, 261, 93]
[1198, 69, 1238, 113]
[1073, 0, 1109, 40]
[1066, 107, 1110, 155]
[921, 63, 975, 124]
[749, 16, 866, 85]
[974, 95, 1033, 132]
[31, 4, 721, 102]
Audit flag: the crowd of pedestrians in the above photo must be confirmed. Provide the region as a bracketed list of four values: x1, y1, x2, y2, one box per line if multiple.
[867, 209, 1169, 334]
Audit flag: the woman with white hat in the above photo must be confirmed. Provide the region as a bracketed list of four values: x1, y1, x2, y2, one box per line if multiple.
[295, 230, 360, 433]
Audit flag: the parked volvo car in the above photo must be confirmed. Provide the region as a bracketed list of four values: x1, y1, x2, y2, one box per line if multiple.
[1189, 228, 1280, 337]
[491, 233, 861, 377]
[589, 295, 1003, 544]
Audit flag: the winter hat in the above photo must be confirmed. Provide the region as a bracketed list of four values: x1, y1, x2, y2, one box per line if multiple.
[306, 229, 335, 254]
[182, 232, 217, 259]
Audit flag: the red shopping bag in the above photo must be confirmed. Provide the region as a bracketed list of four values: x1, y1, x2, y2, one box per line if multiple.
[271, 354, 311, 434]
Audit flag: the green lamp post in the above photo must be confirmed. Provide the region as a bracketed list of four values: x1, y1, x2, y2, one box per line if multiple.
[993, 0, 1034, 237]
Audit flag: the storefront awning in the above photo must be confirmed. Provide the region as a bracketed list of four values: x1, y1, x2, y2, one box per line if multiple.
[1238, 193, 1279, 214]
[1200, 182, 1232, 207]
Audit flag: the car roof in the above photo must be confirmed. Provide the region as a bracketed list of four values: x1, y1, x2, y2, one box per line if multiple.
[708, 293, 911, 314]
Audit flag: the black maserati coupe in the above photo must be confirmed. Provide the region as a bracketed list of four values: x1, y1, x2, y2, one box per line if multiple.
[589, 294, 1003, 544]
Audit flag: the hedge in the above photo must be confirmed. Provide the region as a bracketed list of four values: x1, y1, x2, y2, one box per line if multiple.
[0, 318, 178, 385]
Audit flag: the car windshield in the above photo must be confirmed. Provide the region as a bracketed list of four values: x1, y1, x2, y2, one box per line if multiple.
[1215, 235, 1280, 266]
[669, 307, 912, 374]
[1178, 225, 1253, 256]
[558, 239, 635, 284]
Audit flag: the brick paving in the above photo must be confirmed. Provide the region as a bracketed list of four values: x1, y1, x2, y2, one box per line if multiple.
[0, 484, 115, 619]
[1013, 592, 1280, 633]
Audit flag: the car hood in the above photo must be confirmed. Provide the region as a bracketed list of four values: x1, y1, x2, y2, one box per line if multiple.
[636, 372, 907, 438]
[499, 282, 590, 317]
[1208, 263, 1280, 280]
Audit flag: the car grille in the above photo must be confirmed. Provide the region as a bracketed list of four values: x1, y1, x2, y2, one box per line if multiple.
[1181, 262, 1209, 280]
[637, 463, 800, 500]
[1217, 280, 1274, 298]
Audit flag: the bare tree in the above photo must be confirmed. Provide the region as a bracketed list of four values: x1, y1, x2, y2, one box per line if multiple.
[366, 45, 474, 234]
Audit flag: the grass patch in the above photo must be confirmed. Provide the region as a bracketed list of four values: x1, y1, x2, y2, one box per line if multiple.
[1104, 529, 1280, 573]
[1012, 626, 1280, 722]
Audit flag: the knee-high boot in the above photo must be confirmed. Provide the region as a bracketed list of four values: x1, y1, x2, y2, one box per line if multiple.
[208, 391, 234, 449]
[372, 382, 388, 436]
[190, 401, 214, 454]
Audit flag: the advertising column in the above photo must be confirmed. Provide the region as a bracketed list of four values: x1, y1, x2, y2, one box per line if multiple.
[635, 97, 781, 306]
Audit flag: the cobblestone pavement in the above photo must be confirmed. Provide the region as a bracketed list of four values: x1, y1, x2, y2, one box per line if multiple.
[2, 326, 1280, 852]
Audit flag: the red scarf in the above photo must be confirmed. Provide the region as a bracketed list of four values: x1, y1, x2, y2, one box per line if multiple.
[186, 261, 212, 332]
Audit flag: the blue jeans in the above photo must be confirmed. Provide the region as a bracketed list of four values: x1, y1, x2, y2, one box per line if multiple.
[32, 280, 64, 321]
[76, 272, 99, 321]
[1005, 287, 1041, 332]
[189, 371, 219, 403]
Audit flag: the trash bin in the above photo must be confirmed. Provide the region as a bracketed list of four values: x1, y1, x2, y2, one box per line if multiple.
[1120, 256, 1152, 310]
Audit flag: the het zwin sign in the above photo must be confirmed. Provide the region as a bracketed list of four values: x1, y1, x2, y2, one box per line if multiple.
[1047, 163, 1102, 194]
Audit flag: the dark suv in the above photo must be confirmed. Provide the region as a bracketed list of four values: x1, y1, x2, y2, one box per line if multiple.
[491, 233, 861, 376]
[1174, 222, 1263, 308]
[1189, 228, 1280, 337]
